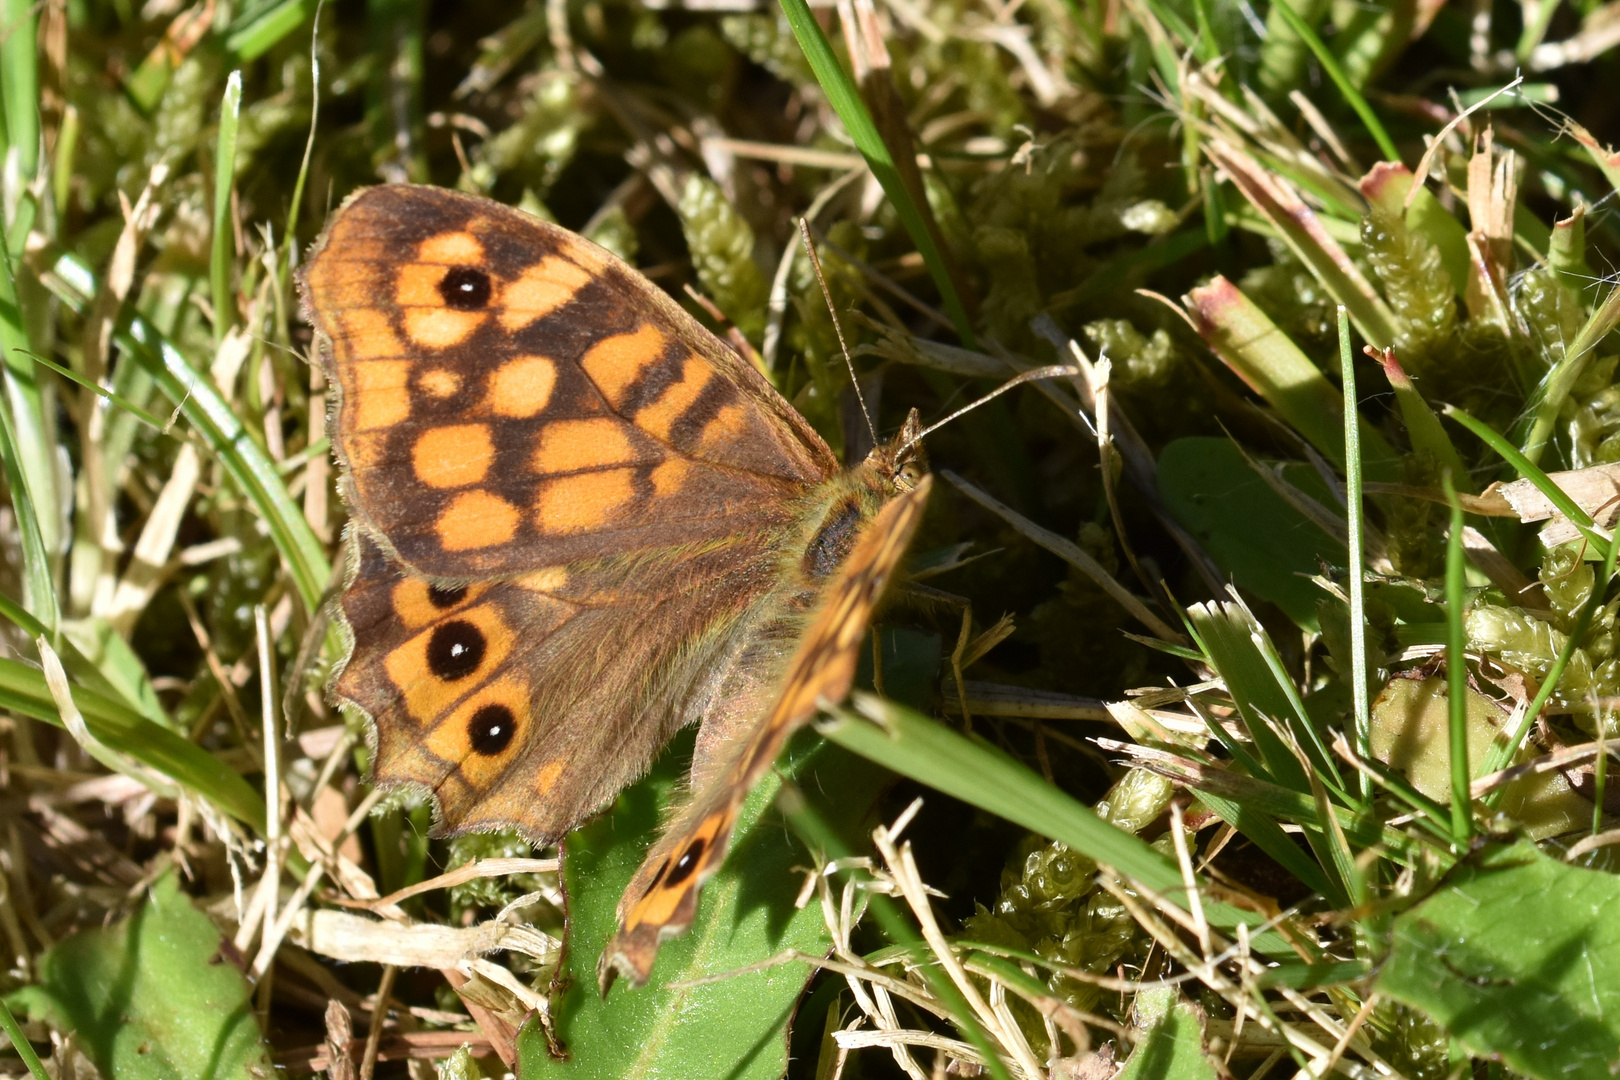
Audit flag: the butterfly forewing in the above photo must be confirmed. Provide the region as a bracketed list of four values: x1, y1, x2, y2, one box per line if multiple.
[302, 185, 837, 579]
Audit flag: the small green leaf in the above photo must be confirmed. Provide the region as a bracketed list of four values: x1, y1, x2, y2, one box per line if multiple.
[1116, 988, 1217, 1080]
[7, 872, 271, 1080]
[1377, 841, 1620, 1080]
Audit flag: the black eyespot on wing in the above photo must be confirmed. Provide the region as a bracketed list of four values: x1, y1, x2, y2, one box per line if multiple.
[467, 703, 516, 756]
[427, 583, 467, 609]
[803, 499, 863, 579]
[664, 837, 705, 887]
[439, 267, 492, 310]
[427, 620, 485, 681]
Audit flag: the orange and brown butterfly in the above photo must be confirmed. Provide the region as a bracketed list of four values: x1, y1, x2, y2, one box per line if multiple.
[297, 184, 931, 987]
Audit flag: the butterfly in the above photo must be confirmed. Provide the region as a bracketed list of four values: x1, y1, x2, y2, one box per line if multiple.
[298, 184, 931, 988]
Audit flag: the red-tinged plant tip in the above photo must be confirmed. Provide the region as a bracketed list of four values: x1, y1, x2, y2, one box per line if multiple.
[1207, 140, 1400, 348]
[1358, 160, 1414, 205]
[1185, 277, 1400, 479]
[1564, 119, 1620, 194]
[1372, 343, 1411, 388]
[1368, 344, 1471, 486]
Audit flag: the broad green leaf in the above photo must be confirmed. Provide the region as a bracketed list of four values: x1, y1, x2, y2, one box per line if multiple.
[1158, 438, 1339, 629]
[1377, 841, 1620, 1080]
[1371, 678, 1588, 840]
[1116, 988, 1217, 1080]
[7, 872, 272, 1080]
[525, 731, 889, 1079]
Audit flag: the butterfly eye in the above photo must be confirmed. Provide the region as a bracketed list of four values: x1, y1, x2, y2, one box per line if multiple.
[439, 266, 492, 310]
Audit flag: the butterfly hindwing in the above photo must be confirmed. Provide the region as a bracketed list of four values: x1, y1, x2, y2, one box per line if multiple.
[302, 184, 838, 579]
[337, 531, 787, 842]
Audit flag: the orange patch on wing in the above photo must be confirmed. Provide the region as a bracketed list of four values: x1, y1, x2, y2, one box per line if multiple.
[649, 458, 690, 497]
[699, 403, 749, 452]
[413, 424, 494, 489]
[383, 605, 515, 726]
[536, 758, 565, 793]
[514, 566, 569, 593]
[532, 418, 641, 475]
[634, 356, 712, 441]
[345, 431, 389, 472]
[580, 324, 667, 408]
[425, 679, 528, 787]
[535, 468, 637, 535]
[405, 308, 486, 350]
[417, 231, 485, 265]
[337, 308, 406, 361]
[488, 356, 557, 418]
[389, 578, 484, 632]
[348, 360, 413, 431]
[395, 263, 447, 307]
[499, 256, 593, 330]
[419, 368, 461, 398]
[437, 490, 520, 550]
[625, 811, 729, 929]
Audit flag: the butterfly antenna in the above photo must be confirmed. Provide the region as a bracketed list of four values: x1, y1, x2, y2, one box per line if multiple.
[902, 364, 1082, 453]
[798, 218, 878, 447]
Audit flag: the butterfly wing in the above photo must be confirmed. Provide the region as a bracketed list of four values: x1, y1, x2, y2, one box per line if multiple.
[599, 475, 932, 988]
[303, 184, 840, 842]
[337, 531, 784, 842]
[301, 184, 838, 579]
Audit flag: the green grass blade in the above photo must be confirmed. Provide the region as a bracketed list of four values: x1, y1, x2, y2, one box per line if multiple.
[1520, 281, 1620, 467]
[1341, 309, 1372, 802]
[1183, 276, 1399, 479]
[1186, 601, 1310, 792]
[224, 0, 315, 61]
[0, 655, 266, 831]
[212, 72, 242, 345]
[0, 998, 48, 1080]
[1194, 788, 1345, 902]
[25, 350, 174, 432]
[1268, 0, 1398, 160]
[1201, 146, 1401, 350]
[0, 254, 59, 632]
[778, 0, 976, 347]
[1377, 347, 1472, 489]
[2, 0, 39, 248]
[1483, 537, 1620, 792]
[1444, 403, 1610, 557]
[42, 250, 332, 617]
[822, 694, 1299, 957]
[278, 2, 324, 302]
[1442, 473, 1475, 848]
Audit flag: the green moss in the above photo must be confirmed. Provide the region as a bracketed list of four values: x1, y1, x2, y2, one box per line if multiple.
[677, 173, 769, 341]
[1361, 205, 1456, 351]
[444, 831, 552, 920]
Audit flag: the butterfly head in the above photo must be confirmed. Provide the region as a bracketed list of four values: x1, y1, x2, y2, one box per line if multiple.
[868, 408, 929, 493]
